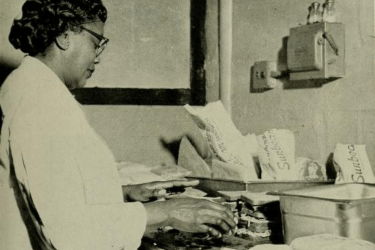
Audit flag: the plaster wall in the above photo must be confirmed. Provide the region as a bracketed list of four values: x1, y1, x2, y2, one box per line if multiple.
[230, 0, 375, 167]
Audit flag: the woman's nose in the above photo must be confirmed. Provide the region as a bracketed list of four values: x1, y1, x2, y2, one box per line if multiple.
[94, 56, 100, 64]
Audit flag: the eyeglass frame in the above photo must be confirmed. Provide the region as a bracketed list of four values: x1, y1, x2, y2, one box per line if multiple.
[79, 25, 109, 57]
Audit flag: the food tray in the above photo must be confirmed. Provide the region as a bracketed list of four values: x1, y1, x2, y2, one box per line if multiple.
[187, 177, 334, 196]
[268, 183, 375, 244]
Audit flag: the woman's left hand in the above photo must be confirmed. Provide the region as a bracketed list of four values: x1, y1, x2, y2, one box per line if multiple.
[122, 179, 199, 202]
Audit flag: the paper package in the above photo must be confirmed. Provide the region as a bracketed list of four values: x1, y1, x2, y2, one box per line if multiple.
[178, 136, 255, 181]
[333, 143, 375, 184]
[184, 101, 259, 181]
[256, 129, 297, 180]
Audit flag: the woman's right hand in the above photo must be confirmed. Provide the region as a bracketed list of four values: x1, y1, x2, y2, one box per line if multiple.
[144, 198, 236, 237]
[167, 198, 236, 237]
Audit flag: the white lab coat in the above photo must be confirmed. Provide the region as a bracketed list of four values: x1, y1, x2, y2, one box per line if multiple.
[0, 56, 147, 250]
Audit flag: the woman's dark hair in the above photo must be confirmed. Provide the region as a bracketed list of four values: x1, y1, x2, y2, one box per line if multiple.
[9, 0, 107, 56]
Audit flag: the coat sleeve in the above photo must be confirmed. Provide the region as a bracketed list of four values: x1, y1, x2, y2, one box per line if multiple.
[10, 124, 147, 250]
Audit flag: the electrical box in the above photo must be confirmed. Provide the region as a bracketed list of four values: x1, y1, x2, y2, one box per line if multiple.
[287, 22, 345, 81]
[252, 61, 277, 90]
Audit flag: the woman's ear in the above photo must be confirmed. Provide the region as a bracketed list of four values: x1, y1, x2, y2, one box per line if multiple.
[55, 32, 70, 51]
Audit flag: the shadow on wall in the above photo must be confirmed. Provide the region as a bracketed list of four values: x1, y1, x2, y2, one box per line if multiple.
[160, 137, 181, 163]
[325, 153, 338, 180]
[160, 133, 211, 164]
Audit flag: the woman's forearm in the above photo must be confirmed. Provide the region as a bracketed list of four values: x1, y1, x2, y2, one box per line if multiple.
[143, 201, 171, 233]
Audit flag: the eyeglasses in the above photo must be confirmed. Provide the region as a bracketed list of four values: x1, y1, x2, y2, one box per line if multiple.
[79, 26, 109, 57]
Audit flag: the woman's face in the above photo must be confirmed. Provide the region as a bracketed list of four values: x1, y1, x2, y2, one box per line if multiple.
[63, 21, 105, 89]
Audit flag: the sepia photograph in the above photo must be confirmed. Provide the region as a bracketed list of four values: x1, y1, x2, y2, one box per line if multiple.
[0, 0, 375, 249]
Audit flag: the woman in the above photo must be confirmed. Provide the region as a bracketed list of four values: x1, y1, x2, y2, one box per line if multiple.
[0, 0, 235, 249]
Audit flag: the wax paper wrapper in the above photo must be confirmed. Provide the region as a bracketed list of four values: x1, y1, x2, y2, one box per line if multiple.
[150, 164, 192, 181]
[184, 101, 259, 181]
[333, 143, 375, 184]
[117, 162, 165, 185]
[256, 129, 297, 180]
[117, 162, 193, 185]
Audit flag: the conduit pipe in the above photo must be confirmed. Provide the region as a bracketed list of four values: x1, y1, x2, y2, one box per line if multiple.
[219, 0, 232, 116]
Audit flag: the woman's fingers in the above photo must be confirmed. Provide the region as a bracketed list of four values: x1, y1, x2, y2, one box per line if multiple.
[171, 179, 199, 187]
[144, 197, 236, 236]
[203, 201, 236, 227]
[197, 207, 236, 232]
[197, 224, 222, 238]
[199, 215, 232, 233]
[186, 223, 223, 238]
[143, 179, 200, 199]
[147, 179, 199, 190]
[173, 199, 236, 233]
[151, 188, 167, 197]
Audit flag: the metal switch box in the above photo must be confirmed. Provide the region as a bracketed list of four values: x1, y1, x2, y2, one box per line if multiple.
[287, 22, 345, 81]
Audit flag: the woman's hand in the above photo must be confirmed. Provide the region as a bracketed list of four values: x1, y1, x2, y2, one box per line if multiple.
[144, 198, 236, 238]
[122, 179, 199, 202]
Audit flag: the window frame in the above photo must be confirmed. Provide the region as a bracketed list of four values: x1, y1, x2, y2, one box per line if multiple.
[72, 0, 207, 106]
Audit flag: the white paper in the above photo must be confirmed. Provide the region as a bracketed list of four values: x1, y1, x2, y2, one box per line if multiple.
[333, 144, 375, 184]
[185, 101, 258, 181]
[256, 129, 297, 180]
